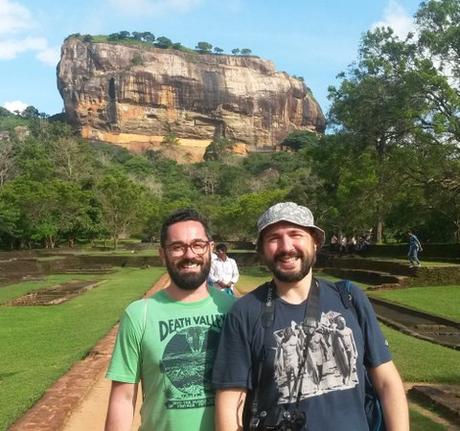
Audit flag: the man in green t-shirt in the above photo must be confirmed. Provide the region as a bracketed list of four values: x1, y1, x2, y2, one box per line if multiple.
[105, 208, 235, 431]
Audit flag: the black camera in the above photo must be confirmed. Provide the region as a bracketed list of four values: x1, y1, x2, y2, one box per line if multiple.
[250, 407, 306, 431]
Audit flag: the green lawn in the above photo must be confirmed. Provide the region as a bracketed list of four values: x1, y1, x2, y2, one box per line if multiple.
[0, 273, 105, 305]
[370, 285, 460, 322]
[383, 325, 459, 384]
[237, 266, 270, 294]
[0, 267, 163, 430]
[409, 407, 448, 430]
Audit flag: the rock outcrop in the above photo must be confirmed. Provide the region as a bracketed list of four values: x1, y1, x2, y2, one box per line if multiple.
[57, 37, 325, 161]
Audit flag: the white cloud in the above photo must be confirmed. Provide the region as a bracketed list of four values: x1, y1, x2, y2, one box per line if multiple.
[3, 100, 28, 113]
[36, 46, 60, 66]
[372, 0, 416, 39]
[0, 0, 58, 66]
[108, 0, 203, 15]
[0, 36, 45, 59]
[0, 0, 33, 35]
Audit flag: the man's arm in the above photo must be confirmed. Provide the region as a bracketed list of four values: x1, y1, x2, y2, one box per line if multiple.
[209, 261, 220, 284]
[368, 361, 409, 431]
[230, 259, 239, 286]
[215, 388, 247, 431]
[105, 381, 138, 431]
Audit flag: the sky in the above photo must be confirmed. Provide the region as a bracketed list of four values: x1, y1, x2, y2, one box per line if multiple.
[0, 0, 423, 116]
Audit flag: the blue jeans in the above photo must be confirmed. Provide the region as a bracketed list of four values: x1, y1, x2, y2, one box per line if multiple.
[408, 246, 420, 265]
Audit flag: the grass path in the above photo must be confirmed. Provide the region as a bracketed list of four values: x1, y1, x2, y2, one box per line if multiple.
[369, 284, 460, 322]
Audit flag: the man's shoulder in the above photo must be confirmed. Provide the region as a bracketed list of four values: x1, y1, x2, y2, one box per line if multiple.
[209, 286, 237, 308]
[124, 298, 148, 315]
[230, 282, 269, 313]
[124, 292, 166, 316]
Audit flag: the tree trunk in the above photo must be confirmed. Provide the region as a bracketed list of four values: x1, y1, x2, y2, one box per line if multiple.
[374, 219, 384, 244]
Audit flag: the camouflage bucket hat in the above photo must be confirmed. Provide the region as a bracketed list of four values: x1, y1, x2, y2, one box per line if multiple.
[257, 202, 325, 246]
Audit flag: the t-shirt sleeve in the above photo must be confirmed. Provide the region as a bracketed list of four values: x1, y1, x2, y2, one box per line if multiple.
[212, 303, 254, 389]
[106, 308, 143, 383]
[352, 284, 392, 368]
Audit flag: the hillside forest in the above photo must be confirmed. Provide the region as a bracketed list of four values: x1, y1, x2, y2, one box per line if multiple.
[0, 0, 458, 249]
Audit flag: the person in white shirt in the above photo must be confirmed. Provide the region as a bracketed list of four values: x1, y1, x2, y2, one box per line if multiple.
[209, 243, 239, 296]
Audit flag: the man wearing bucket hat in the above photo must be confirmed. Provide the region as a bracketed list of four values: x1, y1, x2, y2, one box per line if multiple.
[213, 202, 408, 430]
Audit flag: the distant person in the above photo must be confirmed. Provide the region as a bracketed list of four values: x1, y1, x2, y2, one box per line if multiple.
[408, 230, 423, 267]
[347, 235, 357, 254]
[329, 234, 338, 252]
[209, 243, 239, 296]
[339, 234, 347, 255]
[105, 208, 235, 431]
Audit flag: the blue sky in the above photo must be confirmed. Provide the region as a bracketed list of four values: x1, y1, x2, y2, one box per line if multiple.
[0, 0, 422, 116]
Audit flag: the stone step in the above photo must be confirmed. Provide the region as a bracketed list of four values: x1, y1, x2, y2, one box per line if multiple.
[322, 267, 409, 286]
[319, 255, 413, 275]
[409, 385, 460, 424]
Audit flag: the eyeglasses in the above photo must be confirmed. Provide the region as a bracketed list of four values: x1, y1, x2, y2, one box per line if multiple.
[165, 240, 210, 257]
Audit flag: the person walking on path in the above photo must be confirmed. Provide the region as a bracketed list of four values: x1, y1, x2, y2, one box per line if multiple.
[105, 208, 235, 431]
[213, 201, 409, 431]
[209, 243, 239, 296]
[408, 230, 423, 267]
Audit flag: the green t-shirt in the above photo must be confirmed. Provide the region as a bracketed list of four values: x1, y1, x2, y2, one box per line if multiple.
[106, 287, 235, 431]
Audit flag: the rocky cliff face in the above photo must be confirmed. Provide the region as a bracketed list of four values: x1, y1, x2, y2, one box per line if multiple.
[57, 38, 325, 161]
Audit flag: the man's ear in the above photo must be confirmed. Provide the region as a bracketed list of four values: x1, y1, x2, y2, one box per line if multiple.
[159, 247, 166, 265]
[210, 241, 215, 253]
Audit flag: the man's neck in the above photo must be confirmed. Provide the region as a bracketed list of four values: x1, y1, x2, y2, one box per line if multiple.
[164, 282, 209, 302]
[274, 271, 313, 304]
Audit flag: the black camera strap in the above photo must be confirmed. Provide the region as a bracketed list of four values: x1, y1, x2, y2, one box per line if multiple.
[250, 278, 321, 423]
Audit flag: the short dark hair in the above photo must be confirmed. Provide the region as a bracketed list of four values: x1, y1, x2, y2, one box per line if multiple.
[160, 208, 211, 247]
[215, 243, 227, 253]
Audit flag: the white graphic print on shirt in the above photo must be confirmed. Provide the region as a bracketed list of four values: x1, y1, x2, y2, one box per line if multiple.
[272, 311, 358, 403]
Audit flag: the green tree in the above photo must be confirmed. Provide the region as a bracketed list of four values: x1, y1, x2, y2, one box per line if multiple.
[215, 189, 288, 241]
[328, 27, 423, 242]
[240, 48, 252, 56]
[21, 106, 40, 119]
[0, 140, 14, 187]
[142, 32, 155, 43]
[231, 48, 240, 55]
[96, 171, 149, 248]
[213, 47, 224, 55]
[195, 41, 213, 53]
[203, 137, 233, 162]
[281, 130, 319, 151]
[155, 36, 173, 49]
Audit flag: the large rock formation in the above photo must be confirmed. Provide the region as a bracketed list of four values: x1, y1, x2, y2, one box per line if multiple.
[57, 37, 325, 161]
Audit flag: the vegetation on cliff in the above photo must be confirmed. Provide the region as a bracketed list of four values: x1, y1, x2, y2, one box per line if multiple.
[65, 31, 255, 57]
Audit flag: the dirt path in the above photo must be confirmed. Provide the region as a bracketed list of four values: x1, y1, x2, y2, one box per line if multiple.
[63, 375, 142, 431]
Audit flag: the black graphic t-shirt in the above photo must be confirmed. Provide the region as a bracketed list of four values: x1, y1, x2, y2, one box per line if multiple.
[212, 279, 391, 431]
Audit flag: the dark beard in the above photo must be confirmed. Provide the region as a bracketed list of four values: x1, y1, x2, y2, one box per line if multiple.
[266, 250, 316, 282]
[166, 256, 211, 290]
